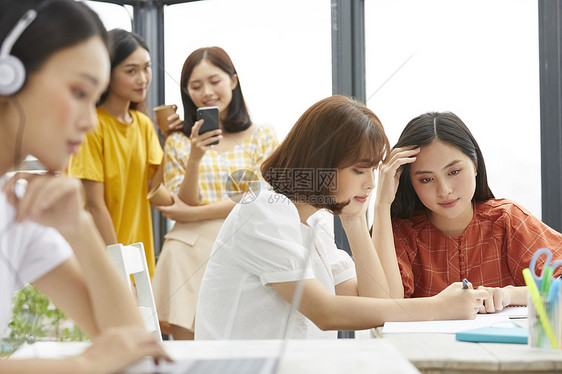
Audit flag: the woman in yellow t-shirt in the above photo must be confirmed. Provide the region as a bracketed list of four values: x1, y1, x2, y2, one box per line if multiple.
[151, 46, 278, 340]
[68, 29, 163, 277]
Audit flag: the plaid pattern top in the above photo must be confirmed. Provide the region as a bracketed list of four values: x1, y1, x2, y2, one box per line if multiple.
[163, 125, 278, 205]
[393, 199, 562, 298]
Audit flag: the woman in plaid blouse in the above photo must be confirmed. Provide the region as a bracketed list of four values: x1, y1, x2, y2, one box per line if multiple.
[391, 111, 562, 313]
[152, 47, 278, 340]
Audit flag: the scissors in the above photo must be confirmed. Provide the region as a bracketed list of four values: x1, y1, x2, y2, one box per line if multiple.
[529, 248, 562, 290]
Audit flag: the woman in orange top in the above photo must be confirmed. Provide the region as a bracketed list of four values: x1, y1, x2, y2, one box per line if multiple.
[390, 111, 562, 313]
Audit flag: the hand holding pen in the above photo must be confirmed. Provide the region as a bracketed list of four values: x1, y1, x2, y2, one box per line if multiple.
[462, 278, 513, 314]
[434, 281, 487, 320]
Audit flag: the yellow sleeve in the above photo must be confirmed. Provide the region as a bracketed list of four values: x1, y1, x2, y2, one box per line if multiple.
[137, 111, 163, 180]
[67, 118, 105, 182]
[255, 125, 279, 176]
[163, 132, 190, 193]
[263, 125, 279, 157]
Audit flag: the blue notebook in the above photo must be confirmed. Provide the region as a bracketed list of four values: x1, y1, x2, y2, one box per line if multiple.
[456, 326, 528, 344]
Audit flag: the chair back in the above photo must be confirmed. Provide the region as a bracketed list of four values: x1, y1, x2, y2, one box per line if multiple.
[107, 242, 162, 341]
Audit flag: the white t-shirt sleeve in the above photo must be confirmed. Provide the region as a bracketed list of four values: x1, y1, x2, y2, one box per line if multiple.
[218, 191, 315, 286]
[309, 210, 356, 285]
[17, 224, 73, 285]
[0, 193, 72, 334]
[330, 248, 356, 285]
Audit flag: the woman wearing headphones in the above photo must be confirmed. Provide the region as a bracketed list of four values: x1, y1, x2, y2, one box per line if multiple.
[0, 0, 170, 372]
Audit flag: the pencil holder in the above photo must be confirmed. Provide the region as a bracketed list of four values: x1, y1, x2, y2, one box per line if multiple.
[528, 291, 561, 349]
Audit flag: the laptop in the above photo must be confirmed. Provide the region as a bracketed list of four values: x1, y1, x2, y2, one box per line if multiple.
[124, 281, 305, 373]
[124, 211, 318, 374]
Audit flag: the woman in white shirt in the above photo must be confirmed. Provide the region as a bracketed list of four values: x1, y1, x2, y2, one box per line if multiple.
[196, 95, 489, 339]
[0, 0, 169, 372]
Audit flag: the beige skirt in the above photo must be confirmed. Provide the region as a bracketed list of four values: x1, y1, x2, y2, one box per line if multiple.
[152, 219, 224, 332]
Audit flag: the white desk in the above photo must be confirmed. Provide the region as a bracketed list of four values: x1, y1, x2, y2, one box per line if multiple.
[374, 326, 562, 373]
[10, 339, 420, 374]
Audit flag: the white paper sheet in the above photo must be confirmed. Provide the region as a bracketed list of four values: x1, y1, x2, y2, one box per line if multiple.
[382, 315, 511, 334]
[477, 306, 528, 319]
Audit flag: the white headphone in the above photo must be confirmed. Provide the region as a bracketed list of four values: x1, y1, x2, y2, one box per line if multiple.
[0, 9, 38, 96]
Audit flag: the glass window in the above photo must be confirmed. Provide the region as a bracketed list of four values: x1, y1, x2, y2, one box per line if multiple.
[365, 0, 541, 217]
[163, 0, 332, 140]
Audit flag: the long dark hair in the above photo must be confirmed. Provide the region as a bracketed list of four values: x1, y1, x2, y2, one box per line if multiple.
[179, 46, 251, 137]
[391, 111, 494, 219]
[97, 28, 149, 109]
[0, 0, 107, 95]
[262, 95, 389, 214]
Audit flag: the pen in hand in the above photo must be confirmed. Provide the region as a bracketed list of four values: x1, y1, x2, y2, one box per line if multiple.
[462, 278, 469, 289]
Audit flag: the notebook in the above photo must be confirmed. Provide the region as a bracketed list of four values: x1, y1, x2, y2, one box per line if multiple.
[382, 314, 511, 334]
[479, 306, 528, 319]
[456, 324, 528, 344]
[382, 306, 529, 334]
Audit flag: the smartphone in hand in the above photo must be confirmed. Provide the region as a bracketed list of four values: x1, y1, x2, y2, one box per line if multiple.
[197, 106, 220, 145]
